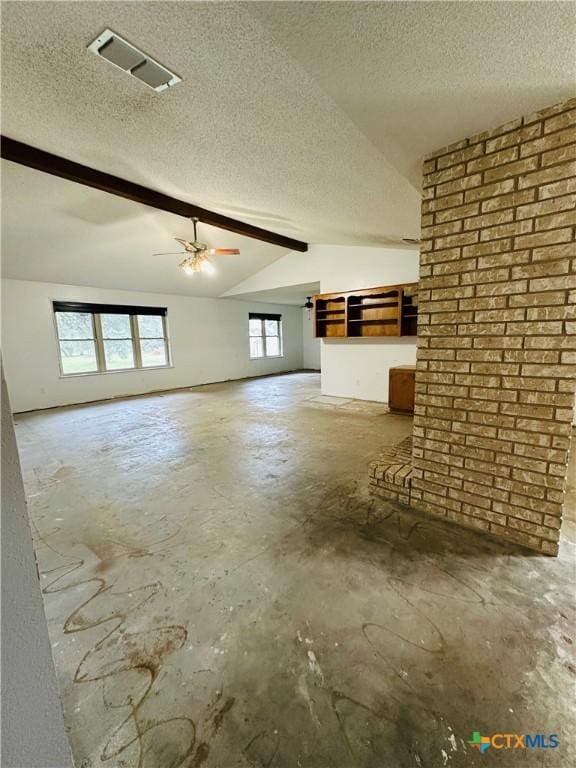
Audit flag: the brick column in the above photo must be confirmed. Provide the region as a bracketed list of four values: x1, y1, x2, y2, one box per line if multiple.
[412, 99, 576, 555]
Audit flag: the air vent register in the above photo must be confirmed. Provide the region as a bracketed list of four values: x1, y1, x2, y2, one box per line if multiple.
[87, 29, 181, 92]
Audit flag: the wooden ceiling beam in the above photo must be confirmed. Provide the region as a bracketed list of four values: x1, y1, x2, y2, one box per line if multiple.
[0, 136, 308, 252]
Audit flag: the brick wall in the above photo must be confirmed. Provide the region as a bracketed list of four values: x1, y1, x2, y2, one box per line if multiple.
[412, 98, 576, 555]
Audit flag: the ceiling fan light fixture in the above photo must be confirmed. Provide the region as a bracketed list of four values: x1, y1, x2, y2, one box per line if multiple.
[161, 220, 230, 277]
[200, 258, 215, 275]
[180, 257, 197, 276]
[179, 253, 215, 276]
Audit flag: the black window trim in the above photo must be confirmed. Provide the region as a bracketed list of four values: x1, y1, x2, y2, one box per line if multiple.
[248, 312, 282, 322]
[52, 301, 167, 317]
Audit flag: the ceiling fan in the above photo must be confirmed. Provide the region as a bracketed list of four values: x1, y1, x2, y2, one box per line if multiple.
[301, 296, 314, 317]
[153, 217, 240, 276]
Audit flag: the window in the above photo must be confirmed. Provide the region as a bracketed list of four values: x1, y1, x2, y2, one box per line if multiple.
[53, 301, 170, 375]
[101, 313, 135, 370]
[55, 311, 99, 375]
[249, 312, 283, 359]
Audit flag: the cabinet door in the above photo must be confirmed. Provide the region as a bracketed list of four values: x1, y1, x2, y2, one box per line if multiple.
[389, 368, 415, 413]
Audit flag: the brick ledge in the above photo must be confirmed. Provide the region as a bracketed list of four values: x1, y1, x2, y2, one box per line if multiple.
[368, 436, 413, 505]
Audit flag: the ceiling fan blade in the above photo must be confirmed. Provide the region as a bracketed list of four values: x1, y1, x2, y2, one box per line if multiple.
[204, 248, 241, 256]
[176, 237, 209, 250]
[174, 237, 198, 252]
[152, 251, 187, 256]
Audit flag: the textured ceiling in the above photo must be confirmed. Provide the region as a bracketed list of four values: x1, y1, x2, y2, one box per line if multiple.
[249, 1, 576, 186]
[1, 163, 288, 297]
[0, 0, 420, 249]
[1, 1, 574, 293]
[229, 282, 321, 306]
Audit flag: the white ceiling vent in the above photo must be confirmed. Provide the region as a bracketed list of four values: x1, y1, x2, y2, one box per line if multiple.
[87, 29, 181, 92]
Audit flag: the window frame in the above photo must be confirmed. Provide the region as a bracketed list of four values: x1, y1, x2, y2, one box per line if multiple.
[248, 312, 283, 360]
[52, 301, 172, 377]
[55, 310, 100, 375]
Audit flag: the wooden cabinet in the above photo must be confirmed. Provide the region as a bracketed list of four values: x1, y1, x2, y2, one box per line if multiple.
[314, 294, 346, 337]
[389, 365, 416, 414]
[314, 283, 418, 338]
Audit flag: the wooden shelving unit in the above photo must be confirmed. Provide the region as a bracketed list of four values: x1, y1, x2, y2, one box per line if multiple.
[314, 295, 346, 337]
[400, 284, 418, 337]
[313, 282, 418, 338]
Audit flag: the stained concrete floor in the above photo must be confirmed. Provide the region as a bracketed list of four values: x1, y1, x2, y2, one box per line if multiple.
[14, 373, 576, 768]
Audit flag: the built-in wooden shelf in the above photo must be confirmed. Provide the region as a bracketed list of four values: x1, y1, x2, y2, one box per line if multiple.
[348, 318, 397, 323]
[313, 295, 347, 337]
[313, 282, 418, 338]
[348, 301, 399, 311]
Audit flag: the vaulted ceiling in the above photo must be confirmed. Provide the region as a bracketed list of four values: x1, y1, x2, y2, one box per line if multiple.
[1, 162, 289, 297]
[1, 1, 574, 296]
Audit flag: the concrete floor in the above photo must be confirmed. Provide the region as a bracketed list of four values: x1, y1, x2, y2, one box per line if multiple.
[15, 373, 576, 768]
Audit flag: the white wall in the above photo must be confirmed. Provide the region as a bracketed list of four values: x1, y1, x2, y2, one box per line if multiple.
[2, 280, 303, 412]
[321, 337, 416, 402]
[1, 367, 73, 767]
[302, 308, 321, 369]
[318, 245, 418, 402]
[226, 244, 419, 402]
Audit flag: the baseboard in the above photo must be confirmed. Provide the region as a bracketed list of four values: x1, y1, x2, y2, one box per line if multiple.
[13, 369, 320, 415]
